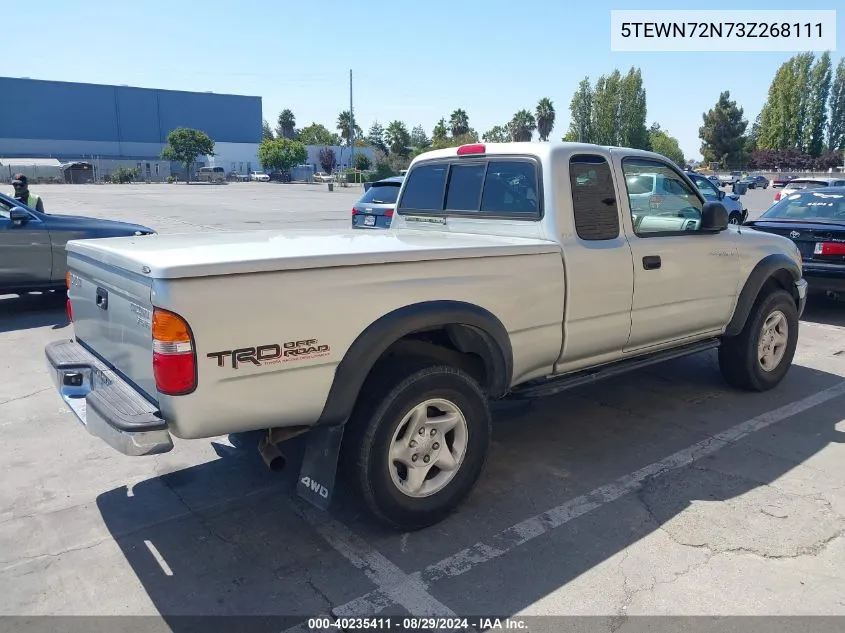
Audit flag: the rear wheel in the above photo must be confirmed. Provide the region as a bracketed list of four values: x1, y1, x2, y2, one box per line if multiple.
[344, 363, 492, 530]
[718, 289, 798, 391]
[728, 212, 742, 225]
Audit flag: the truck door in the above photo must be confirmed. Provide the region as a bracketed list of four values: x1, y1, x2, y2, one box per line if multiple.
[555, 153, 635, 373]
[617, 156, 741, 351]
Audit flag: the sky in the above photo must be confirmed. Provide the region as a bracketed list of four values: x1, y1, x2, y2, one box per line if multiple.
[3, 0, 842, 161]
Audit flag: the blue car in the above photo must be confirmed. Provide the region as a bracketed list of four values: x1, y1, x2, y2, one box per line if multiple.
[351, 176, 404, 229]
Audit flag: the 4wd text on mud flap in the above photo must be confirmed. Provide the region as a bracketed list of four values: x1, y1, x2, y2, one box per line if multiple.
[207, 339, 331, 369]
[300, 476, 329, 499]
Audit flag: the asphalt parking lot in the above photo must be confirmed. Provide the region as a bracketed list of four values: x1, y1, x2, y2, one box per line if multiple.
[2, 182, 845, 630]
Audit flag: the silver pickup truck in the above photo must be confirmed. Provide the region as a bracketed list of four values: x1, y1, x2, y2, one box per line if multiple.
[46, 141, 807, 530]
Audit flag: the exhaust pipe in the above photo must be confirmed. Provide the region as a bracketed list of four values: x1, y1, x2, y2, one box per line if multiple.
[258, 436, 286, 472]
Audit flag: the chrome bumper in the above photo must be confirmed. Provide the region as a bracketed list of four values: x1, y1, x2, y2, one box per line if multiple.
[795, 278, 808, 318]
[44, 340, 173, 456]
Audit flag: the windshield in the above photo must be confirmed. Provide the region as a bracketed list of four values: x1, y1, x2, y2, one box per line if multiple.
[761, 191, 845, 222]
[359, 182, 401, 204]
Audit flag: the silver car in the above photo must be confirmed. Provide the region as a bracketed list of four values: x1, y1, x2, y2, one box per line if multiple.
[684, 171, 747, 225]
[351, 176, 404, 229]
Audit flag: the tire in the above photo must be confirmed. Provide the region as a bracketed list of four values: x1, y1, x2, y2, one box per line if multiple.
[718, 289, 798, 391]
[728, 212, 742, 225]
[344, 363, 492, 530]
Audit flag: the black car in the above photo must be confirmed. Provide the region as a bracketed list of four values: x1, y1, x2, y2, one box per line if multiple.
[0, 191, 156, 295]
[743, 187, 845, 297]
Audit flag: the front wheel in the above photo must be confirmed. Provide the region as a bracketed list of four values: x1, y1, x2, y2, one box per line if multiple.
[728, 213, 742, 225]
[345, 364, 492, 530]
[718, 289, 799, 391]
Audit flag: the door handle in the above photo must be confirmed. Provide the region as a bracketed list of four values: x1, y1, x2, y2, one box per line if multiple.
[642, 255, 661, 270]
[96, 287, 109, 310]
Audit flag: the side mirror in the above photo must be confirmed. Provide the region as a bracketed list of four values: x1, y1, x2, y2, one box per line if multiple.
[701, 202, 729, 231]
[718, 190, 726, 200]
[9, 207, 30, 225]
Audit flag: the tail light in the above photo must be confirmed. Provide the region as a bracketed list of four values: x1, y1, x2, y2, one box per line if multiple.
[351, 207, 360, 215]
[457, 143, 486, 155]
[65, 272, 73, 321]
[385, 208, 394, 218]
[774, 191, 782, 202]
[152, 308, 196, 396]
[814, 242, 845, 256]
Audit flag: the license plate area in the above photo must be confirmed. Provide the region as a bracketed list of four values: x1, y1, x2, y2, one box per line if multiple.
[364, 215, 376, 227]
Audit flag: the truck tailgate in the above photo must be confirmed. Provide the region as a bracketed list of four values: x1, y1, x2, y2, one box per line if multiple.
[67, 250, 157, 404]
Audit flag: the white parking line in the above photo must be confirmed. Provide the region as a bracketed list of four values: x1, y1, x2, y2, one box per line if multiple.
[326, 380, 845, 617]
[292, 504, 461, 619]
[143, 540, 173, 576]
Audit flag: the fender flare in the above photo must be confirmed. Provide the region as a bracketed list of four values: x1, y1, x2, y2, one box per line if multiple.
[724, 253, 801, 337]
[315, 300, 514, 427]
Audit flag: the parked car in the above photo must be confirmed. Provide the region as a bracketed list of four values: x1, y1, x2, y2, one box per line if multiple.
[197, 166, 226, 183]
[351, 177, 404, 229]
[740, 174, 769, 189]
[46, 141, 806, 531]
[0, 191, 155, 296]
[249, 171, 270, 182]
[772, 174, 797, 188]
[707, 175, 721, 187]
[684, 171, 748, 225]
[773, 177, 845, 202]
[313, 172, 333, 183]
[744, 187, 845, 299]
[268, 171, 291, 183]
[717, 172, 740, 187]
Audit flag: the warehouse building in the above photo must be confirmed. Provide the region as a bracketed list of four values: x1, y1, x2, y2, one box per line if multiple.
[0, 77, 262, 181]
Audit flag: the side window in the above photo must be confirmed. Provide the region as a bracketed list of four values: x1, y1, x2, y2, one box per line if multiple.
[445, 163, 485, 211]
[569, 154, 619, 241]
[397, 164, 448, 212]
[480, 161, 539, 216]
[622, 158, 704, 236]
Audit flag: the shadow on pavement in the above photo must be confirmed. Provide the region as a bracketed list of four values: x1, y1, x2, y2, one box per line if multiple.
[95, 356, 845, 630]
[801, 293, 845, 329]
[0, 292, 69, 333]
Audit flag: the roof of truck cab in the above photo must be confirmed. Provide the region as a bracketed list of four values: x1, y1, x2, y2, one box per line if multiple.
[408, 141, 673, 165]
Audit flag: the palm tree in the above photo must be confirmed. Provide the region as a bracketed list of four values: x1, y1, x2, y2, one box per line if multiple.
[535, 98, 556, 142]
[276, 109, 296, 139]
[336, 111, 363, 146]
[385, 120, 411, 156]
[509, 110, 537, 142]
[449, 109, 470, 137]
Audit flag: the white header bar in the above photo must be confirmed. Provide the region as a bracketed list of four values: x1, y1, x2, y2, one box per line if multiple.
[610, 10, 836, 52]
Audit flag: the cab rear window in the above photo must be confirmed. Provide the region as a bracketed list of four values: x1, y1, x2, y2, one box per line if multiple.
[398, 158, 541, 219]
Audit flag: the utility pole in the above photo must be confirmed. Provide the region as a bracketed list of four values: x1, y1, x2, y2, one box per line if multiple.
[349, 69, 355, 178]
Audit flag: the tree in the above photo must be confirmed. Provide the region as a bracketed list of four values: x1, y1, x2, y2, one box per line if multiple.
[336, 110, 363, 146]
[160, 127, 215, 183]
[648, 123, 685, 166]
[617, 68, 649, 149]
[297, 123, 340, 146]
[276, 109, 296, 139]
[758, 54, 814, 151]
[410, 125, 431, 150]
[508, 109, 537, 142]
[699, 91, 748, 168]
[449, 109, 470, 137]
[432, 118, 448, 142]
[318, 147, 336, 174]
[804, 52, 832, 157]
[535, 98, 556, 142]
[566, 77, 593, 142]
[828, 58, 845, 151]
[591, 70, 622, 146]
[262, 119, 274, 141]
[353, 153, 372, 171]
[257, 137, 307, 174]
[367, 122, 387, 154]
[482, 125, 510, 143]
[385, 120, 411, 156]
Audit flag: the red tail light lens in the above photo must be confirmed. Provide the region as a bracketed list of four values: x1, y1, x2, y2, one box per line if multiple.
[385, 208, 394, 218]
[66, 299, 73, 321]
[774, 191, 782, 201]
[814, 242, 845, 256]
[351, 207, 359, 215]
[152, 308, 196, 395]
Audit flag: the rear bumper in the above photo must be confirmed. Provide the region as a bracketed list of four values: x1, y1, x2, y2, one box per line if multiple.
[44, 339, 173, 456]
[802, 265, 845, 295]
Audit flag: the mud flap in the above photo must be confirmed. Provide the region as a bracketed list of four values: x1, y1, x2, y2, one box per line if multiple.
[296, 423, 345, 511]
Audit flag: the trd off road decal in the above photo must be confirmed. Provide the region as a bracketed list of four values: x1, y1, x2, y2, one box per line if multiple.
[207, 339, 331, 369]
